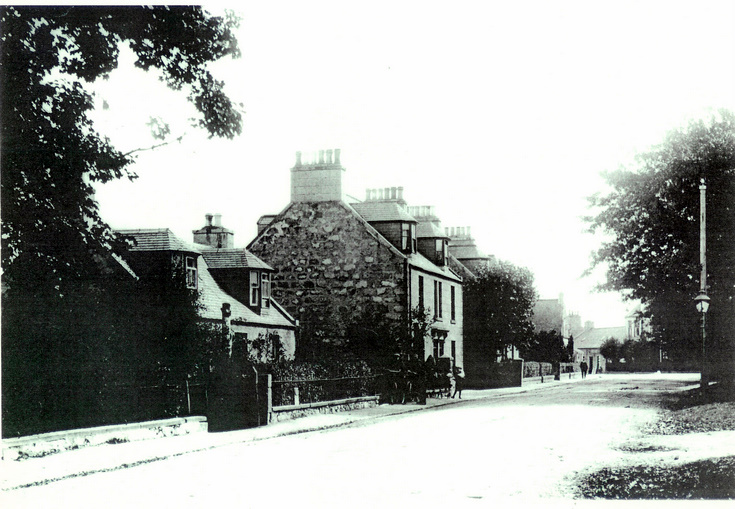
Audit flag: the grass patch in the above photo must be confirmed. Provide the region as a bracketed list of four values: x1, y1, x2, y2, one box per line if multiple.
[577, 456, 735, 499]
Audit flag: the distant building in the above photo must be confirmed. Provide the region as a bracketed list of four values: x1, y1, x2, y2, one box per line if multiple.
[625, 304, 651, 341]
[533, 293, 565, 334]
[573, 324, 627, 373]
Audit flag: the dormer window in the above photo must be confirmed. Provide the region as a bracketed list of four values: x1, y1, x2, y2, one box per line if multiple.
[186, 256, 198, 289]
[401, 223, 417, 253]
[261, 272, 271, 308]
[435, 239, 447, 266]
[249, 271, 260, 306]
[401, 223, 410, 251]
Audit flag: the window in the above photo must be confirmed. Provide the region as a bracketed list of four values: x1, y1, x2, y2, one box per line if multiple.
[186, 256, 197, 289]
[401, 223, 417, 253]
[434, 280, 443, 319]
[450, 286, 456, 322]
[418, 275, 424, 310]
[435, 239, 446, 265]
[250, 271, 260, 306]
[432, 330, 447, 358]
[433, 338, 444, 359]
[261, 272, 271, 308]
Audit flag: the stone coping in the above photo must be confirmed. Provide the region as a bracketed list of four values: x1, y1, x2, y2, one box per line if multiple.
[272, 395, 379, 413]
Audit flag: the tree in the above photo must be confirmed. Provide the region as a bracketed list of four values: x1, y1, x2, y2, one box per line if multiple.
[1, 6, 243, 295]
[463, 260, 537, 362]
[522, 329, 567, 363]
[585, 111, 735, 378]
[1, 6, 243, 437]
[566, 334, 575, 362]
[599, 338, 621, 366]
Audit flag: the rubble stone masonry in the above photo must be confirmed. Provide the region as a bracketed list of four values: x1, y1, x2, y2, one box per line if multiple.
[248, 201, 407, 342]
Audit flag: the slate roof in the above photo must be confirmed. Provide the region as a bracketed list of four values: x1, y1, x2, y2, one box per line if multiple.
[196, 257, 295, 328]
[449, 237, 489, 260]
[448, 253, 477, 281]
[575, 326, 628, 350]
[416, 221, 448, 238]
[117, 229, 201, 254]
[350, 201, 417, 222]
[200, 248, 273, 271]
[407, 252, 462, 282]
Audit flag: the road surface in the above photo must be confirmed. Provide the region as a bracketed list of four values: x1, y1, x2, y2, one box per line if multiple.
[1, 374, 700, 507]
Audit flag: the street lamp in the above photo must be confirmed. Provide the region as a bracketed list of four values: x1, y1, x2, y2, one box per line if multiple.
[696, 178, 709, 388]
[694, 291, 710, 314]
[694, 291, 710, 388]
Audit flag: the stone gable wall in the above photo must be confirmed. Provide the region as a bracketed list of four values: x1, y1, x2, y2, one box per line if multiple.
[248, 201, 408, 342]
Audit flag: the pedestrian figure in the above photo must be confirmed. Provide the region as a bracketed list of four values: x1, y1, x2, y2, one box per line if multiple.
[580, 361, 587, 379]
[452, 365, 464, 399]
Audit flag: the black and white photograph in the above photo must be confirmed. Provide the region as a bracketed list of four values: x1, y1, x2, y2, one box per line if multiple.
[2, 2, 734, 506]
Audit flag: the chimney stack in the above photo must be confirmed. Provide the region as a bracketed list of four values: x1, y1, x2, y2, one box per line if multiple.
[193, 213, 233, 248]
[291, 148, 346, 202]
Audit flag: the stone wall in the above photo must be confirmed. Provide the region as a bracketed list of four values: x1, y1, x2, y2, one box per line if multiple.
[270, 396, 379, 423]
[248, 201, 408, 343]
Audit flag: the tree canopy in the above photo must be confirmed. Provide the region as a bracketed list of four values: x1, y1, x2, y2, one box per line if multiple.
[1, 6, 243, 294]
[585, 111, 735, 370]
[463, 260, 537, 361]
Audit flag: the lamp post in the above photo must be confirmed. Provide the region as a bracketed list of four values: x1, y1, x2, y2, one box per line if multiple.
[696, 178, 709, 388]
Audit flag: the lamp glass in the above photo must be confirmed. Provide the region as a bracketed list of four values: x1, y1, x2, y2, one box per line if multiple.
[694, 293, 710, 314]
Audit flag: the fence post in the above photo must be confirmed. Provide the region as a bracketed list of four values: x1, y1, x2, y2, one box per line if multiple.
[186, 380, 191, 414]
[266, 374, 273, 424]
[294, 386, 300, 406]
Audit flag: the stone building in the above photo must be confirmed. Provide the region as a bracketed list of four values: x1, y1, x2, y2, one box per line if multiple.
[248, 149, 463, 367]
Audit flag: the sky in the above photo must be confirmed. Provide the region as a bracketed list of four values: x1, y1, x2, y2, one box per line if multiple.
[89, 1, 735, 328]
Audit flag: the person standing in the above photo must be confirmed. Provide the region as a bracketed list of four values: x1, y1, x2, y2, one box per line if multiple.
[580, 361, 587, 379]
[452, 365, 464, 399]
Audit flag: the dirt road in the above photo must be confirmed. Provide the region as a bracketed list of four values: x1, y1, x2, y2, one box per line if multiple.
[4, 373, 731, 507]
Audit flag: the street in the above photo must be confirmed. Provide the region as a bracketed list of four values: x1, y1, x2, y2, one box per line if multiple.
[2, 374, 717, 507]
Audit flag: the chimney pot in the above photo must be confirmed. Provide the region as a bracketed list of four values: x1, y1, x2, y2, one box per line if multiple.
[326, 149, 333, 164]
[466, 226, 471, 237]
[214, 214, 222, 227]
[295, 151, 302, 167]
[391, 187, 397, 199]
[334, 148, 341, 165]
[366, 188, 371, 201]
[397, 186, 404, 200]
[384, 187, 390, 200]
[319, 150, 325, 164]
[205, 213, 213, 227]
